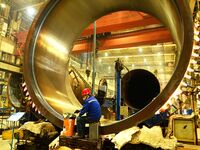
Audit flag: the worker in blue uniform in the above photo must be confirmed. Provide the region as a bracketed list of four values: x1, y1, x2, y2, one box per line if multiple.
[75, 88, 101, 138]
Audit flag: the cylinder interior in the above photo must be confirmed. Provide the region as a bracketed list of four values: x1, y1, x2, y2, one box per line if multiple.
[23, 0, 193, 134]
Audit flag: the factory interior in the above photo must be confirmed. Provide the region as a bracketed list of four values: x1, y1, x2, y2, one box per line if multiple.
[0, 0, 200, 150]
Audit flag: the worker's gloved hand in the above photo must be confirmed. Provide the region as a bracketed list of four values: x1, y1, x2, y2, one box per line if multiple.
[74, 110, 80, 113]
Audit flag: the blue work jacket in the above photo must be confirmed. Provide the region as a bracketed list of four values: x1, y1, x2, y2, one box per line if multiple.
[79, 96, 101, 121]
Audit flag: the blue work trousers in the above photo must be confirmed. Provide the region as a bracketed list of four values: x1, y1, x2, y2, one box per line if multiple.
[76, 116, 89, 137]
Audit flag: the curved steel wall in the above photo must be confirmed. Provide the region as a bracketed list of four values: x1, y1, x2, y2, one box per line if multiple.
[23, 0, 193, 134]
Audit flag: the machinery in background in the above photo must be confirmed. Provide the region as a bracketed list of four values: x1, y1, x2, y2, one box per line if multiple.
[7, 73, 25, 110]
[68, 66, 87, 104]
[96, 78, 107, 105]
[7, 73, 43, 125]
[69, 66, 108, 106]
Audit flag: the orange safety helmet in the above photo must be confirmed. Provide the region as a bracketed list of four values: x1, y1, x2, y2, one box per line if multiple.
[82, 88, 91, 96]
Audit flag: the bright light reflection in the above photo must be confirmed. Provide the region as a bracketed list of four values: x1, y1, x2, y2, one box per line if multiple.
[194, 28, 200, 35]
[187, 67, 194, 72]
[41, 34, 68, 60]
[171, 88, 182, 98]
[185, 74, 191, 79]
[191, 59, 197, 64]
[192, 53, 199, 57]
[45, 97, 80, 111]
[181, 82, 187, 86]
[194, 22, 200, 28]
[193, 45, 200, 49]
[194, 35, 200, 41]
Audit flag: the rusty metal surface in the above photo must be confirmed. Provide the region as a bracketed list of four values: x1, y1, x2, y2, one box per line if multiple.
[23, 0, 193, 134]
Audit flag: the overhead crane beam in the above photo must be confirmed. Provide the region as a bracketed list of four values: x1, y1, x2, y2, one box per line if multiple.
[81, 12, 160, 36]
[72, 27, 172, 53]
[16, 12, 161, 46]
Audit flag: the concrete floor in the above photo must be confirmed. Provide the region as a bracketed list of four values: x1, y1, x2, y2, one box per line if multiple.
[57, 144, 200, 150]
[1, 134, 200, 150]
[1, 139, 200, 150]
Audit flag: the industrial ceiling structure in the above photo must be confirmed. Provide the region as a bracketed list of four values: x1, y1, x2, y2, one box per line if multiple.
[11, 0, 46, 31]
[70, 11, 175, 92]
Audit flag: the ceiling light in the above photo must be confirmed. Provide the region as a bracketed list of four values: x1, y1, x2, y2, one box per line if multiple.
[0, 3, 6, 8]
[26, 7, 36, 16]
[105, 52, 108, 57]
[138, 48, 142, 53]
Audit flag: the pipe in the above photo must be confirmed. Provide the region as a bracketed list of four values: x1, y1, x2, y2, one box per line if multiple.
[115, 59, 123, 120]
[92, 21, 97, 95]
[115, 70, 121, 120]
[23, 0, 193, 134]
[121, 69, 160, 110]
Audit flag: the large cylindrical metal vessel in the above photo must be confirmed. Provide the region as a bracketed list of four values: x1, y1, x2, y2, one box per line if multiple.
[23, 0, 193, 134]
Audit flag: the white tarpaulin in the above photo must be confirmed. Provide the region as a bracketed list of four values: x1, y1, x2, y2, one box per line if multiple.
[112, 126, 177, 149]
